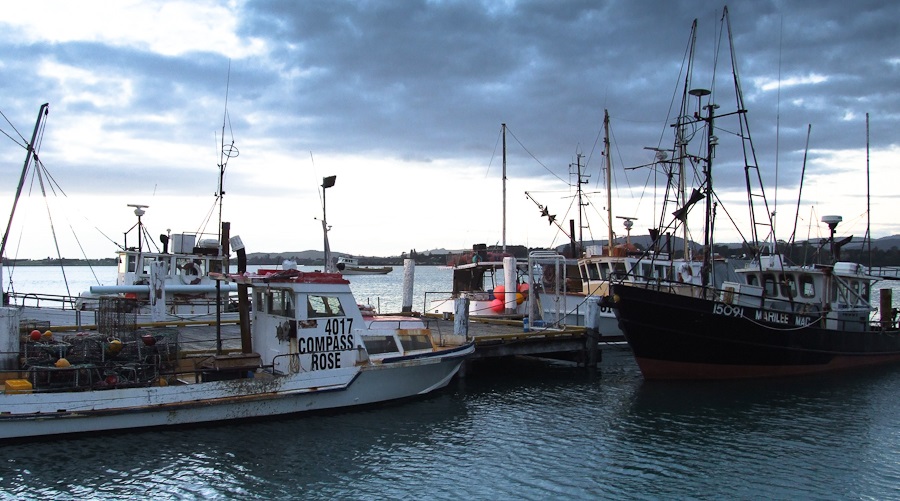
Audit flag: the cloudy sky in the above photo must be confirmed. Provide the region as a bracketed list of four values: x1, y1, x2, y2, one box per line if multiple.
[1, 0, 897, 260]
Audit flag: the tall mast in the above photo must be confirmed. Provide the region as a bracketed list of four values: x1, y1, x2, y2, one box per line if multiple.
[1, 103, 49, 262]
[604, 110, 614, 253]
[502, 123, 507, 252]
[866, 112, 871, 267]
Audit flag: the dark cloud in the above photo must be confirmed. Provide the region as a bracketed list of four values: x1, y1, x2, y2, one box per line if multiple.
[1, 0, 898, 257]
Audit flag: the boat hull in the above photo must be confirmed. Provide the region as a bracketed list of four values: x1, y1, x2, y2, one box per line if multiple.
[0, 343, 473, 441]
[611, 284, 900, 380]
[339, 267, 393, 275]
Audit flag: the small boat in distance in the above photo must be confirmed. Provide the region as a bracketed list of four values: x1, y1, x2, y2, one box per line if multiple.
[610, 8, 900, 380]
[335, 256, 392, 275]
[0, 248, 473, 442]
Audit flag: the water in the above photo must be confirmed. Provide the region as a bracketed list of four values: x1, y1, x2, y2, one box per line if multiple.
[2, 267, 900, 499]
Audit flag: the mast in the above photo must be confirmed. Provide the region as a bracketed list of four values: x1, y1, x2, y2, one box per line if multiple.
[866, 112, 871, 267]
[604, 110, 614, 253]
[1, 104, 49, 264]
[574, 152, 586, 251]
[502, 123, 507, 252]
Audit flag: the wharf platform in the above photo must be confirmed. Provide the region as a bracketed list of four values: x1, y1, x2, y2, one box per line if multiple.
[422, 314, 623, 367]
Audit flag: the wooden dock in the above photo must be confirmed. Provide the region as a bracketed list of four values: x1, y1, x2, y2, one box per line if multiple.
[422, 314, 622, 367]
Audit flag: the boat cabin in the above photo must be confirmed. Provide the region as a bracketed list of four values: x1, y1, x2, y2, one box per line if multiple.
[117, 233, 224, 289]
[725, 256, 874, 331]
[244, 270, 439, 374]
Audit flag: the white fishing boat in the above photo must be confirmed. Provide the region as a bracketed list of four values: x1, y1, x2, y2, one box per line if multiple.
[426, 245, 529, 318]
[526, 111, 737, 335]
[2, 104, 240, 329]
[0, 240, 474, 441]
[335, 256, 393, 275]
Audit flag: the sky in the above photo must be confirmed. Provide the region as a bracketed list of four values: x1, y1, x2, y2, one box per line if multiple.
[0, 0, 898, 260]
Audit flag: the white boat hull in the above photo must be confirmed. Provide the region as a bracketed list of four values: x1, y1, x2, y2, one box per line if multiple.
[0, 344, 471, 441]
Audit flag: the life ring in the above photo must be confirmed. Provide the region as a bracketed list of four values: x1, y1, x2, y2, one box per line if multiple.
[181, 262, 202, 285]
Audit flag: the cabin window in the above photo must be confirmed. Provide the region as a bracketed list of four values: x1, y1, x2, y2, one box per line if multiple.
[640, 263, 652, 282]
[599, 263, 610, 280]
[799, 274, 815, 298]
[654, 265, 665, 280]
[763, 274, 778, 296]
[583, 263, 601, 281]
[141, 256, 159, 276]
[778, 274, 797, 298]
[362, 335, 400, 355]
[125, 255, 137, 273]
[398, 332, 433, 351]
[267, 290, 295, 317]
[307, 295, 345, 318]
[746, 274, 758, 286]
[611, 262, 628, 280]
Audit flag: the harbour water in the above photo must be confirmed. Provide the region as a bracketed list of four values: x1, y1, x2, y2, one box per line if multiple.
[2, 266, 900, 499]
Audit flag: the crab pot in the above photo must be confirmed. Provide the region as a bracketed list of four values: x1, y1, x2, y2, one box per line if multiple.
[98, 296, 138, 337]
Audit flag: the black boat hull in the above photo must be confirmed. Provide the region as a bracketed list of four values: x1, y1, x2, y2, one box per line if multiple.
[611, 284, 900, 380]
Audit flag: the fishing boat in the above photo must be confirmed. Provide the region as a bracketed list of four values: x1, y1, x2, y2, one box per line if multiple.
[1, 104, 240, 328]
[0, 240, 474, 441]
[610, 8, 900, 380]
[525, 111, 730, 335]
[335, 256, 393, 275]
[425, 124, 530, 319]
[426, 244, 529, 318]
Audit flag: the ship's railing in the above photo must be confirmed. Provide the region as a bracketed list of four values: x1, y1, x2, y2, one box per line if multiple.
[6, 292, 80, 310]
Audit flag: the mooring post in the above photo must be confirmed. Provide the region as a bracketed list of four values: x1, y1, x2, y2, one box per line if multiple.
[585, 299, 600, 367]
[881, 288, 893, 329]
[401, 259, 415, 313]
[454, 297, 470, 338]
[503, 256, 517, 314]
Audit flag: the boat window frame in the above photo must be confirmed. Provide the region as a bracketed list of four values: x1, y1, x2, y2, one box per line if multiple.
[267, 289, 295, 318]
[799, 274, 815, 299]
[362, 335, 401, 355]
[307, 295, 345, 318]
[398, 332, 434, 352]
[583, 262, 602, 281]
[762, 273, 778, 297]
[778, 273, 797, 298]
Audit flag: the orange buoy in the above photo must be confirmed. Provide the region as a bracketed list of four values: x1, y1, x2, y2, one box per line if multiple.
[489, 298, 504, 313]
[55, 358, 71, 368]
[29, 330, 41, 341]
[107, 339, 124, 354]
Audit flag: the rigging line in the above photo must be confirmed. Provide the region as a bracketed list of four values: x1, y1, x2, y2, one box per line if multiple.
[774, 15, 784, 231]
[68, 223, 102, 285]
[710, 188, 751, 251]
[36, 162, 72, 298]
[504, 126, 567, 184]
[0, 109, 28, 146]
[484, 124, 503, 179]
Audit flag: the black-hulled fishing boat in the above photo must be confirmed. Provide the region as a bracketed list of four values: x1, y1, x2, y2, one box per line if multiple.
[610, 8, 900, 380]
